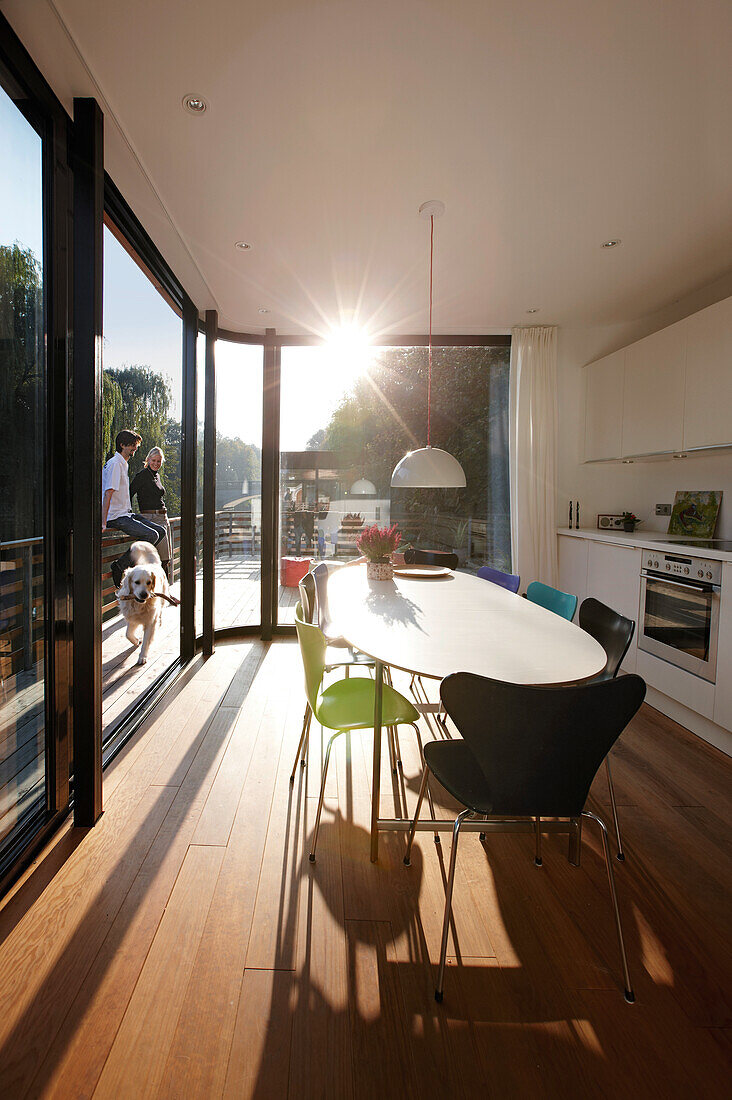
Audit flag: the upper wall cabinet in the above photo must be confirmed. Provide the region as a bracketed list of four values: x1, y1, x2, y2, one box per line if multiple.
[583, 295, 732, 462]
[683, 296, 732, 450]
[622, 321, 687, 457]
[584, 349, 625, 461]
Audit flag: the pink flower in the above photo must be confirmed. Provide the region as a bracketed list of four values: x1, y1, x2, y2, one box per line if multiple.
[356, 523, 402, 562]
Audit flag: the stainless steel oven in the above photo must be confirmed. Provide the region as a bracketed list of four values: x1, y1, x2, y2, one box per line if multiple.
[638, 549, 722, 683]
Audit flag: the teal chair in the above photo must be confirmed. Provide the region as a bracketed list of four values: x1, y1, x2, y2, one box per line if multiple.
[526, 580, 578, 622]
[294, 604, 433, 862]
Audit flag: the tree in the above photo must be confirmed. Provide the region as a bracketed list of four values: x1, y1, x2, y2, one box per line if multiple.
[0, 243, 43, 540]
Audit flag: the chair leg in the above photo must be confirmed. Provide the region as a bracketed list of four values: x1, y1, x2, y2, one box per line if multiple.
[290, 705, 312, 783]
[309, 732, 338, 863]
[534, 816, 542, 867]
[412, 723, 439, 843]
[404, 764, 430, 865]
[435, 808, 471, 1003]
[605, 757, 625, 861]
[582, 810, 634, 1003]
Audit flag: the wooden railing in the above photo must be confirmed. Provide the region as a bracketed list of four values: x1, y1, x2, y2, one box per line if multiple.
[1, 537, 44, 682]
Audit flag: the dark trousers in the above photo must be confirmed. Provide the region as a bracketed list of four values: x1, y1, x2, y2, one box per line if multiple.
[107, 513, 166, 572]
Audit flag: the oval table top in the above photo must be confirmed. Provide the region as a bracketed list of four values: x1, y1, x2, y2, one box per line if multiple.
[327, 565, 606, 685]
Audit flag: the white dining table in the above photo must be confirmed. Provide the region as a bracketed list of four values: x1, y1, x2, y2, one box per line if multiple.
[327, 565, 607, 861]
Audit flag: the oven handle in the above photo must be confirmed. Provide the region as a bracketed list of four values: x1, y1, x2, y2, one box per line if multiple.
[641, 571, 721, 594]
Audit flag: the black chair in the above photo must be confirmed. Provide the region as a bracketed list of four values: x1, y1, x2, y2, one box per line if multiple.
[404, 547, 459, 570]
[404, 672, 646, 1003]
[579, 597, 636, 861]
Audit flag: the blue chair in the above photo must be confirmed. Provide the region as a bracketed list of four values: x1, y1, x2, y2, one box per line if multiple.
[526, 580, 577, 621]
[477, 565, 521, 593]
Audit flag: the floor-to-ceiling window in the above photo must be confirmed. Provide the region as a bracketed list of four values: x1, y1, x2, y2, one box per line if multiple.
[101, 221, 183, 742]
[214, 340, 263, 631]
[277, 341, 510, 624]
[195, 330, 205, 638]
[0, 83, 47, 852]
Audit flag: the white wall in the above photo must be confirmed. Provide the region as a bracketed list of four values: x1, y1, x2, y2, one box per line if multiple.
[557, 271, 732, 540]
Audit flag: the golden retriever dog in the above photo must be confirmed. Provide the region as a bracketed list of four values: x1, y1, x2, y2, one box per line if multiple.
[116, 541, 170, 665]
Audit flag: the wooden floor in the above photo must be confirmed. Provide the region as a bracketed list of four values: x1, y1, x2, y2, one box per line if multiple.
[0, 640, 730, 1098]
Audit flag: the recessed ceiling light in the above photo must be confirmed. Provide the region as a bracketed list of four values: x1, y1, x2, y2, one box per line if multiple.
[258, 307, 269, 314]
[182, 94, 207, 114]
[526, 308, 540, 313]
[235, 241, 251, 251]
[601, 239, 622, 248]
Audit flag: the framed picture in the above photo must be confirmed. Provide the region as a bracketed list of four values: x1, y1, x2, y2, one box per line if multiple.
[667, 490, 722, 539]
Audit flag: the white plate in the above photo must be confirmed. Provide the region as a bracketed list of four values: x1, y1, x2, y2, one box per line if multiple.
[393, 565, 452, 578]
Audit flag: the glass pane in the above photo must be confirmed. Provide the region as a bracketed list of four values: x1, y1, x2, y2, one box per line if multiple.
[214, 341, 263, 630]
[644, 580, 712, 660]
[0, 85, 46, 848]
[102, 224, 183, 743]
[278, 343, 511, 623]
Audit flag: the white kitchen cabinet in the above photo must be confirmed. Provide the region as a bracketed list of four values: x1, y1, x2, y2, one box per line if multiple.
[585, 542, 641, 672]
[683, 296, 732, 450]
[713, 563, 732, 732]
[622, 321, 687, 457]
[583, 349, 625, 461]
[557, 535, 588, 617]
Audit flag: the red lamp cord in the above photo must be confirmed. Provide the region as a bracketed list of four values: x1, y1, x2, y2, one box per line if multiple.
[427, 213, 434, 446]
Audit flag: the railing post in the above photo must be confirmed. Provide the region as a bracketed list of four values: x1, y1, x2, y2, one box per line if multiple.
[22, 543, 33, 671]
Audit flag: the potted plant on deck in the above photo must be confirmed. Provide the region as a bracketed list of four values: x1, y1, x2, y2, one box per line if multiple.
[357, 523, 401, 581]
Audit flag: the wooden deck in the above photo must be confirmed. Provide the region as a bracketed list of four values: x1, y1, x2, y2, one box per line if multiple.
[0, 639, 729, 1097]
[1, 558, 301, 846]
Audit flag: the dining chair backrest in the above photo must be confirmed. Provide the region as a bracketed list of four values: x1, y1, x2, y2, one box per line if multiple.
[477, 565, 521, 593]
[526, 580, 578, 621]
[312, 561, 335, 635]
[440, 672, 646, 817]
[299, 572, 316, 624]
[404, 548, 459, 570]
[294, 602, 327, 712]
[579, 597, 635, 681]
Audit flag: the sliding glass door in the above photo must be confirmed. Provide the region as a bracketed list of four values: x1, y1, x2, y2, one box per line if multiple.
[0, 83, 48, 853]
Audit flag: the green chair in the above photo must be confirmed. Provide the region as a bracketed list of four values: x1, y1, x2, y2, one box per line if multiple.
[294, 604, 433, 862]
[526, 580, 578, 621]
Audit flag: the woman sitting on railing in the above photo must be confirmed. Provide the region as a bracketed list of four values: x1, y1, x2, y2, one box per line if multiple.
[130, 447, 173, 581]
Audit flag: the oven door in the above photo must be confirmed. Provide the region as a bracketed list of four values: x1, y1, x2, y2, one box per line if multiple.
[638, 572, 721, 682]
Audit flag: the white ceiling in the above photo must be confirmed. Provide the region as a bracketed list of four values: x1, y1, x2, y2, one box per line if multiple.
[4, 0, 732, 335]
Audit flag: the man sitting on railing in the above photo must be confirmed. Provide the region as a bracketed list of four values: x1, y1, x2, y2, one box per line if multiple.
[102, 430, 166, 588]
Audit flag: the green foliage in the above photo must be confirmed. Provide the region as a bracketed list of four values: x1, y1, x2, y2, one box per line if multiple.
[0, 243, 44, 539]
[321, 345, 510, 527]
[216, 433, 261, 487]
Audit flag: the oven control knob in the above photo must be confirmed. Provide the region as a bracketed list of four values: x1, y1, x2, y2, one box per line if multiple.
[653, 561, 659, 568]
[666, 563, 671, 570]
[707, 571, 713, 579]
[698, 569, 704, 577]
[684, 567, 689, 574]
[647, 558, 652, 566]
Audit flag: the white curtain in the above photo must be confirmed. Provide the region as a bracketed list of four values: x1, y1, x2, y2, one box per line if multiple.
[509, 326, 558, 588]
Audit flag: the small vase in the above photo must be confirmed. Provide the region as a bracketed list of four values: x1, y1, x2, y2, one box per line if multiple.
[366, 560, 393, 581]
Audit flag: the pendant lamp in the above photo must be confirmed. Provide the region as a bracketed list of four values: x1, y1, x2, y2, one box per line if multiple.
[391, 201, 466, 489]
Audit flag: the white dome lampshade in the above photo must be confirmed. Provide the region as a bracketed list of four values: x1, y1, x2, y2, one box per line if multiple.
[391, 446, 466, 488]
[390, 201, 467, 492]
[349, 477, 377, 496]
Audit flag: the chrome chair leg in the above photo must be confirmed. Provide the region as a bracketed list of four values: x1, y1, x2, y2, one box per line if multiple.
[582, 810, 634, 1002]
[290, 706, 312, 782]
[435, 808, 471, 1002]
[534, 816, 542, 867]
[309, 732, 338, 863]
[404, 765, 430, 865]
[605, 757, 625, 861]
[411, 723, 439, 843]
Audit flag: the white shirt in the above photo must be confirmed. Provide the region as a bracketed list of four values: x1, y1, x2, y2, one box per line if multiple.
[102, 452, 132, 521]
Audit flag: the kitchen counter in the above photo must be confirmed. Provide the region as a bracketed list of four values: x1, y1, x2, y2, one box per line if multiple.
[557, 527, 732, 562]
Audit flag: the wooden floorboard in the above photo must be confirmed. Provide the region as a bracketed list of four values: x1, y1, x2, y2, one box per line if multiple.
[0, 640, 730, 1098]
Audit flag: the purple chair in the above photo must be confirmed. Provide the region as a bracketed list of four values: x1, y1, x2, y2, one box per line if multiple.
[477, 565, 521, 594]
